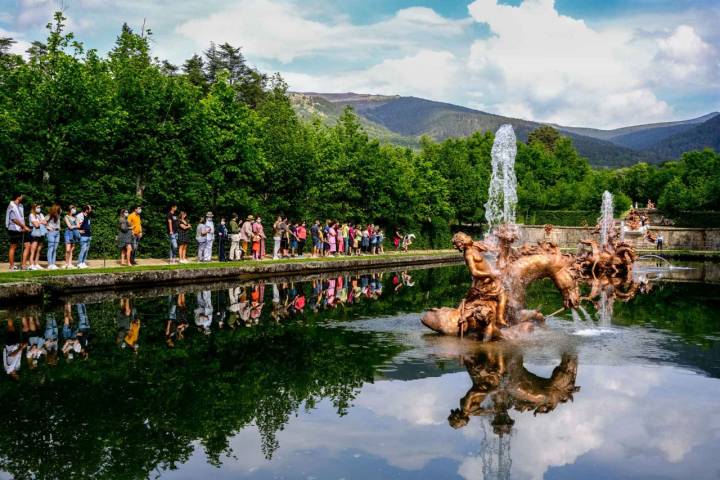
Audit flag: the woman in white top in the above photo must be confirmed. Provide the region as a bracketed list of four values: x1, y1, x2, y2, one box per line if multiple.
[28, 204, 48, 270]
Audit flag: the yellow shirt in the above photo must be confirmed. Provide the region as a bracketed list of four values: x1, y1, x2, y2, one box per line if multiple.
[127, 212, 142, 236]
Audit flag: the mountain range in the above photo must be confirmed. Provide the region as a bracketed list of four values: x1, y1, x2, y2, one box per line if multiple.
[289, 92, 719, 167]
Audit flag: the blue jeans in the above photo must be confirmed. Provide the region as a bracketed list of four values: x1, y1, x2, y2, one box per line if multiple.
[79, 236, 92, 264]
[77, 303, 89, 330]
[169, 233, 178, 260]
[46, 231, 60, 265]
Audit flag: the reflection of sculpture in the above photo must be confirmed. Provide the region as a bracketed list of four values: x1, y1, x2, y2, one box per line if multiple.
[449, 346, 580, 433]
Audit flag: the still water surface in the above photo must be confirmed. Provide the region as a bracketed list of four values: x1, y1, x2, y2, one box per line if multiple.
[1, 262, 719, 479]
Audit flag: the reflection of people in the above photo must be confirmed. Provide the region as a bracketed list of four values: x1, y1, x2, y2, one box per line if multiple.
[3, 319, 25, 380]
[26, 316, 46, 368]
[44, 313, 59, 365]
[194, 291, 213, 334]
[449, 346, 580, 434]
[117, 298, 140, 351]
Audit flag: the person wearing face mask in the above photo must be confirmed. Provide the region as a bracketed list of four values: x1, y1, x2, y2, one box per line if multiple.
[127, 206, 143, 266]
[28, 204, 48, 270]
[117, 208, 134, 266]
[76, 205, 92, 269]
[5, 193, 31, 271]
[204, 212, 215, 262]
[63, 205, 78, 269]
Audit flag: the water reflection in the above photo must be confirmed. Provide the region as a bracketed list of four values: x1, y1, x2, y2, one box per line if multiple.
[449, 346, 580, 433]
[0, 264, 717, 479]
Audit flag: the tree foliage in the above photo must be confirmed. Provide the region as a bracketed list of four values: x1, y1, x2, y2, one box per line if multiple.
[0, 13, 718, 258]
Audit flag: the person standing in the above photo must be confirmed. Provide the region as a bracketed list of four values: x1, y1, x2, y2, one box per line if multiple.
[280, 217, 290, 258]
[241, 215, 254, 259]
[5, 193, 31, 271]
[228, 213, 241, 261]
[337, 222, 345, 255]
[28, 204, 48, 270]
[117, 208, 133, 266]
[272, 216, 283, 260]
[342, 222, 350, 255]
[177, 211, 191, 264]
[127, 206, 143, 265]
[204, 212, 215, 261]
[77, 205, 92, 269]
[310, 220, 320, 258]
[63, 205, 78, 269]
[46, 204, 61, 270]
[252, 216, 266, 260]
[656, 233, 664, 251]
[196, 215, 209, 262]
[166, 205, 179, 264]
[328, 222, 337, 256]
[296, 221, 307, 257]
[217, 217, 228, 262]
[289, 222, 298, 257]
[348, 223, 356, 256]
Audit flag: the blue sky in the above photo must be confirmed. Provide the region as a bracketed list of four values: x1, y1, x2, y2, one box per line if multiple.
[1, 0, 719, 128]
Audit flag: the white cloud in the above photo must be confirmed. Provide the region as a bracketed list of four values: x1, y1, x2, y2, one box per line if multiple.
[0, 28, 32, 56]
[284, 49, 461, 101]
[176, 0, 470, 63]
[463, 0, 677, 128]
[653, 25, 719, 85]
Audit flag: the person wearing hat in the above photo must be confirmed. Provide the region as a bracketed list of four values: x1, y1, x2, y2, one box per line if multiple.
[228, 213, 241, 261]
[240, 215, 254, 259]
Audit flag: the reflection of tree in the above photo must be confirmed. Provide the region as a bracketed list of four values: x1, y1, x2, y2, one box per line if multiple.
[0, 322, 401, 479]
[449, 346, 580, 432]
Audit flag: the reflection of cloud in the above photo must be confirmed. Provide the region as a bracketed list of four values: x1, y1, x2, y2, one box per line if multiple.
[356, 375, 467, 426]
[167, 362, 720, 479]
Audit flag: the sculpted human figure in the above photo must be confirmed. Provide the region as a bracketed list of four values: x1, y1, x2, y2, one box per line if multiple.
[452, 232, 508, 339]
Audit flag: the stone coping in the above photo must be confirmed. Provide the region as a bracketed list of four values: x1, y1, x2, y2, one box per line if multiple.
[0, 252, 461, 304]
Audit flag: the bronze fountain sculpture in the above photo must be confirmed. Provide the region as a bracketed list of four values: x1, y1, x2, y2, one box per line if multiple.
[421, 125, 638, 340]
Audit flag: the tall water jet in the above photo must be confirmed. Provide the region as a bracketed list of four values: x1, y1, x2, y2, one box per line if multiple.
[598, 191, 614, 247]
[484, 124, 518, 234]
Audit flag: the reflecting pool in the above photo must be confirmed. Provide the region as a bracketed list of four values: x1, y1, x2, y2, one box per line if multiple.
[0, 262, 719, 479]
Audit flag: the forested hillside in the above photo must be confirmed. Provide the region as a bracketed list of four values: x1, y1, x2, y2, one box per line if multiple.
[295, 93, 718, 167]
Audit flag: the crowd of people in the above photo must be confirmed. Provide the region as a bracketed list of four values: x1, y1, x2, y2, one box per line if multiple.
[5, 192, 414, 271]
[3, 270, 415, 377]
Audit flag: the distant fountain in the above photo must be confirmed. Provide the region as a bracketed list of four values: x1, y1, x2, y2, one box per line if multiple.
[599, 191, 614, 247]
[484, 124, 518, 234]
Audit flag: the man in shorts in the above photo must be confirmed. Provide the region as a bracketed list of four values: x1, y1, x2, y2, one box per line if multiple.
[5, 193, 31, 271]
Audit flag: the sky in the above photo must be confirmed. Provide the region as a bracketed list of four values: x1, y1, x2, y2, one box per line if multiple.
[1, 0, 719, 129]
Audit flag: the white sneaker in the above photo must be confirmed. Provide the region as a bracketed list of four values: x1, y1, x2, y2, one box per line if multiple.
[35, 265, 45, 270]
[47, 264, 58, 270]
[77, 263, 88, 269]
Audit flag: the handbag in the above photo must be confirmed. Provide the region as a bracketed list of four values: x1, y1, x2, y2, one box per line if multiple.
[31, 223, 47, 238]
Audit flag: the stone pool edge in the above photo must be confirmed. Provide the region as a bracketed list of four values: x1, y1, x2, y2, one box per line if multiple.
[0, 252, 462, 303]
